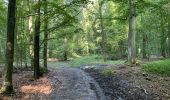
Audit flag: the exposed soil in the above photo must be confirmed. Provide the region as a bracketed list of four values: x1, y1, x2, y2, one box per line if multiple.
[0, 67, 106, 100]
[50, 68, 106, 100]
[0, 63, 170, 100]
[0, 71, 52, 100]
[83, 64, 170, 100]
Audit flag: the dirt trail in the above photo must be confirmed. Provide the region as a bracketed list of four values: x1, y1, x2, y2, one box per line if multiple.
[49, 67, 106, 100]
[0, 67, 106, 100]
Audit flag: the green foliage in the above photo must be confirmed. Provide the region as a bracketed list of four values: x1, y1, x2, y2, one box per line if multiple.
[70, 55, 100, 67]
[0, 0, 170, 77]
[100, 68, 114, 76]
[70, 55, 125, 67]
[142, 59, 170, 76]
[39, 67, 49, 76]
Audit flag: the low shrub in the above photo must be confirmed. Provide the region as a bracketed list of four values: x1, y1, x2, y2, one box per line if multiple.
[142, 59, 170, 76]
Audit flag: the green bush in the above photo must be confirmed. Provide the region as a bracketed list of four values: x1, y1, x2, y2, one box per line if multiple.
[70, 55, 99, 67]
[39, 67, 48, 76]
[101, 68, 114, 76]
[142, 59, 170, 76]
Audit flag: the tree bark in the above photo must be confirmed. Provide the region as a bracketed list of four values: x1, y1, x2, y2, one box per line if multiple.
[160, 10, 166, 57]
[0, 0, 16, 93]
[128, 0, 136, 65]
[43, 0, 48, 69]
[99, 1, 107, 61]
[63, 36, 68, 61]
[28, 0, 34, 68]
[142, 34, 147, 59]
[33, 0, 40, 79]
[29, 16, 34, 67]
[168, 12, 170, 57]
[0, 46, 2, 59]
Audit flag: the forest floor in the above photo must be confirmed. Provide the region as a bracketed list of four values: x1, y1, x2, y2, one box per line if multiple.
[0, 61, 170, 100]
[83, 64, 170, 100]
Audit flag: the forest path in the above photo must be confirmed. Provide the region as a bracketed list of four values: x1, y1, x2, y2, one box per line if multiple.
[49, 67, 106, 100]
[0, 62, 169, 100]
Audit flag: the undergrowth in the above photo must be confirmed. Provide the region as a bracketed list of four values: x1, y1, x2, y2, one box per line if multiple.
[142, 59, 170, 76]
[100, 68, 114, 76]
[70, 55, 125, 67]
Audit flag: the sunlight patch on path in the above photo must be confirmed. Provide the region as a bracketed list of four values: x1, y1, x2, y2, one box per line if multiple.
[20, 77, 52, 95]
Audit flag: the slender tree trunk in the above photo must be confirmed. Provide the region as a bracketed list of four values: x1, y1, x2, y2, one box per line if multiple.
[142, 34, 147, 59]
[22, 18, 27, 68]
[63, 36, 68, 61]
[86, 32, 90, 55]
[168, 12, 170, 57]
[0, 47, 1, 59]
[20, 18, 24, 70]
[43, 0, 48, 69]
[29, 16, 34, 67]
[14, 9, 18, 68]
[0, 0, 16, 93]
[99, 1, 107, 61]
[33, 0, 40, 79]
[128, 0, 136, 65]
[160, 10, 166, 57]
[28, 0, 34, 68]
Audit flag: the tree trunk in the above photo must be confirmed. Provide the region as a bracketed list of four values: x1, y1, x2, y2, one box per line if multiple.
[28, 0, 34, 68]
[0, 0, 16, 93]
[99, 1, 107, 61]
[0, 46, 2, 59]
[29, 16, 34, 68]
[142, 34, 147, 59]
[168, 12, 170, 57]
[128, 0, 136, 65]
[43, 0, 48, 69]
[160, 10, 166, 57]
[63, 36, 68, 61]
[33, 0, 40, 79]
